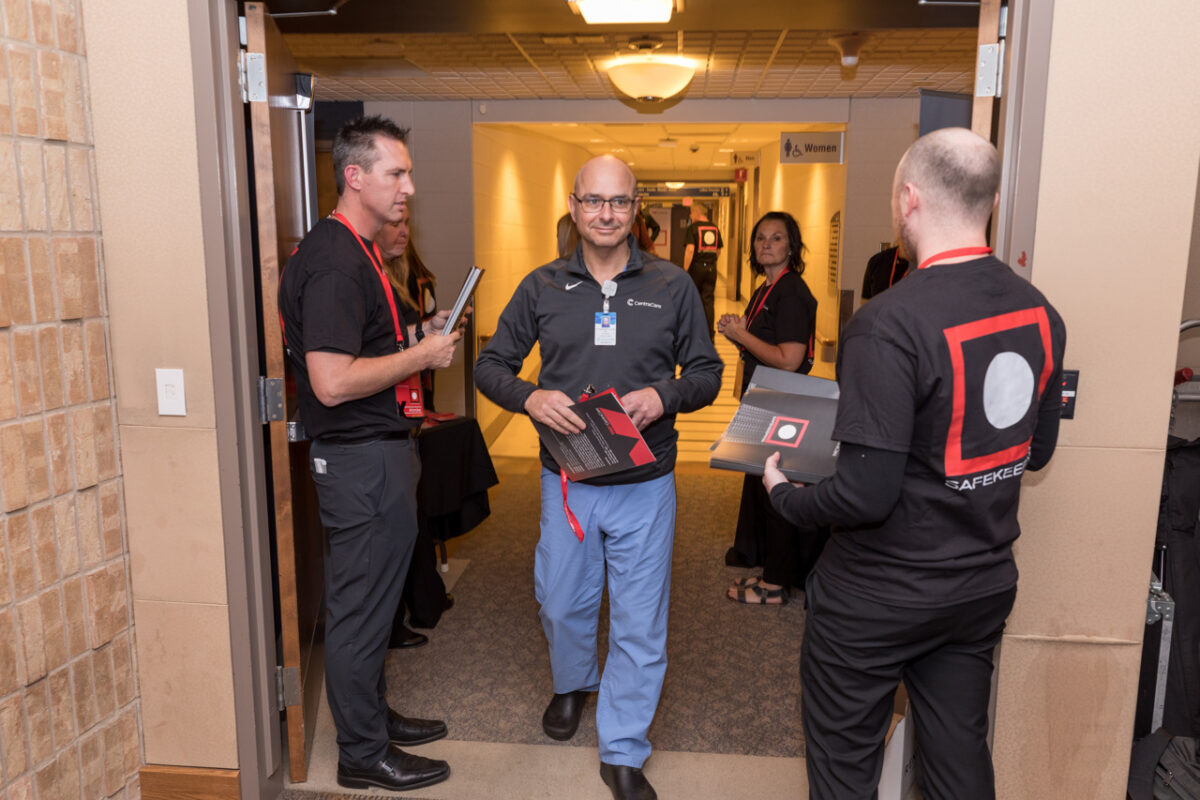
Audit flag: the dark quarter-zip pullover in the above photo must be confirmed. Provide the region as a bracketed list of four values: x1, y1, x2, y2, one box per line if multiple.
[475, 236, 723, 485]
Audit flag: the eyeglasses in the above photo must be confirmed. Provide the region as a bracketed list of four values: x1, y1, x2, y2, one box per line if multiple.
[571, 193, 636, 213]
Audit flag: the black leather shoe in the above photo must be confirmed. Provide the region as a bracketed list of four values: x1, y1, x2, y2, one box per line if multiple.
[387, 708, 447, 746]
[541, 690, 589, 741]
[443, 592, 455, 611]
[600, 763, 657, 800]
[337, 745, 450, 792]
[388, 624, 429, 649]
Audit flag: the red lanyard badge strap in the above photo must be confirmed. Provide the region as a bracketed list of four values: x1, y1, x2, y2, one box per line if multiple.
[329, 212, 424, 419]
[739, 271, 786, 355]
[917, 246, 993, 271]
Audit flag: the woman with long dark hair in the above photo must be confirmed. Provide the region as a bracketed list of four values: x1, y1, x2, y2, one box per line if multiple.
[718, 211, 826, 604]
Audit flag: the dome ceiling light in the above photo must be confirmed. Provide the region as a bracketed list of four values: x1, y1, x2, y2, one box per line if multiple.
[605, 36, 695, 103]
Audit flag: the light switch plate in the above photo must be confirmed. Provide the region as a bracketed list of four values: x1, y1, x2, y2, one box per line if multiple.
[156, 368, 186, 416]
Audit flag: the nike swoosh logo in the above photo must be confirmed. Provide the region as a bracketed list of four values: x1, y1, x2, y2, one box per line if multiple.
[565, 281, 583, 291]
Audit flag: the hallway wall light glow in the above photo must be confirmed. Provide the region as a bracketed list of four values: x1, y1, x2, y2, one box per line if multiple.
[606, 56, 695, 102]
[571, 0, 674, 24]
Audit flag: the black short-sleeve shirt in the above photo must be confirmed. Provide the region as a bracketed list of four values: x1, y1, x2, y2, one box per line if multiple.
[740, 270, 817, 392]
[278, 216, 417, 442]
[684, 221, 723, 267]
[861, 246, 910, 300]
[819, 256, 1066, 607]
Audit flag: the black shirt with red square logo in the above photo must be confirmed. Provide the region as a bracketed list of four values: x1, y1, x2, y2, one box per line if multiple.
[818, 255, 1066, 607]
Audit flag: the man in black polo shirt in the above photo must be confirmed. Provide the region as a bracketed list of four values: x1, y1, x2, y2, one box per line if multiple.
[278, 116, 462, 793]
[764, 127, 1066, 800]
[683, 203, 723, 340]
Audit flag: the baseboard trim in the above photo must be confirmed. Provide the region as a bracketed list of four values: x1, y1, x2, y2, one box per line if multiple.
[140, 765, 240, 800]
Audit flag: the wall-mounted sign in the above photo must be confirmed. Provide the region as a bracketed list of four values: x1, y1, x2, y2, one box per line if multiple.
[639, 185, 732, 198]
[734, 168, 747, 183]
[731, 151, 760, 166]
[780, 132, 845, 164]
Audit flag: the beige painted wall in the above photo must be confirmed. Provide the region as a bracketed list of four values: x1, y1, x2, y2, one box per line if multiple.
[0, 0, 142, 797]
[365, 100, 476, 416]
[82, 0, 236, 771]
[992, 1, 1200, 797]
[1175, 171, 1200, 370]
[755, 147, 846, 381]
[842, 97, 920, 311]
[471, 124, 592, 458]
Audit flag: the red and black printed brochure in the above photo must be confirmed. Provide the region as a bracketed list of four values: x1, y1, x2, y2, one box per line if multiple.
[709, 366, 840, 484]
[532, 391, 656, 481]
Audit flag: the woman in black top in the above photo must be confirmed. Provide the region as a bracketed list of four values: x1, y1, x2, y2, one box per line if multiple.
[717, 211, 826, 604]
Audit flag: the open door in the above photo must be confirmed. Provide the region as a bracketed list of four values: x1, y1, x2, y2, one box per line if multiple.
[244, 2, 325, 783]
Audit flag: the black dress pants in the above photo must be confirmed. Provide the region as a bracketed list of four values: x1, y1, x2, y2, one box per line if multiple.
[310, 437, 420, 768]
[688, 260, 717, 340]
[801, 572, 1017, 800]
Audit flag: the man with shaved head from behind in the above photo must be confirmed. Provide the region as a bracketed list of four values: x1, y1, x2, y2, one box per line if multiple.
[476, 156, 722, 800]
[763, 128, 1066, 799]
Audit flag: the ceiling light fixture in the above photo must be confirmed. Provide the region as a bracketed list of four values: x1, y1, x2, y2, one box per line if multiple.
[569, 0, 675, 25]
[665, 181, 685, 190]
[603, 36, 695, 102]
[828, 34, 864, 68]
[607, 56, 695, 101]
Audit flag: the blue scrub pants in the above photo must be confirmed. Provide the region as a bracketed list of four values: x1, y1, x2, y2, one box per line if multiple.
[536, 469, 676, 768]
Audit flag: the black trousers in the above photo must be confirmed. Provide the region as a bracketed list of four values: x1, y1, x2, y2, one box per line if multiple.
[688, 260, 717, 340]
[801, 572, 1017, 800]
[310, 437, 420, 768]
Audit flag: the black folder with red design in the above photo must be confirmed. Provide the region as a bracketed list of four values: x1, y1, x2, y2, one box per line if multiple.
[533, 391, 656, 481]
[709, 366, 840, 483]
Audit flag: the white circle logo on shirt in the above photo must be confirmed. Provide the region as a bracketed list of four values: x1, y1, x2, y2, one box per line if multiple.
[983, 351, 1034, 429]
[777, 424, 798, 440]
[702, 231, 717, 246]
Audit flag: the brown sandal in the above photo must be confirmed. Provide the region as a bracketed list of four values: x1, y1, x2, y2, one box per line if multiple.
[729, 582, 788, 605]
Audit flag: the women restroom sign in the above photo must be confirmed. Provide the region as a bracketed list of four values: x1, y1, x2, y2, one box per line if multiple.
[780, 132, 845, 164]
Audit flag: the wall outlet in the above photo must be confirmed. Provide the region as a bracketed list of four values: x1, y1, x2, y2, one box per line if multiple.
[156, 368, 186, 416]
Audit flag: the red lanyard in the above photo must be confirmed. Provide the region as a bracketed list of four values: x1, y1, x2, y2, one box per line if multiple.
[329, 211, 424, 418]
[917, 246, 992, 271]
[746, 271, 786, 329]
[888, 248, 904, 286]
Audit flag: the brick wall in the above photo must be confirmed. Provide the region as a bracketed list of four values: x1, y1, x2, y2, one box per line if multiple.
[0, 1, 141, 798]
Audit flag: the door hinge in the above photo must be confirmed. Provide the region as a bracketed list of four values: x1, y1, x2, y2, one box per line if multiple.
[239, 50, 267, 104]
[276, 665, 301, 711]
[975, 41, 1004, 98]
[258, 377, 285, 423]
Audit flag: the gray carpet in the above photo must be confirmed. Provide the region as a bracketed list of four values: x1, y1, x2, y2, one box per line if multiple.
[382, 466, 806, 759]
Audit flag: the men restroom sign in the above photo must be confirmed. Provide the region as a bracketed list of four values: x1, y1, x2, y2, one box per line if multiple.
[780, 132, 845, 164]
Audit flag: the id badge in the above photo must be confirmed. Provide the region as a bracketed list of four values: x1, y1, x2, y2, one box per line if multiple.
[594, 312, 617, 346]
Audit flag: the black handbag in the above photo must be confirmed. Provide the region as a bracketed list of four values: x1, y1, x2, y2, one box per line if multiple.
[1129, 729, 1200, 800]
